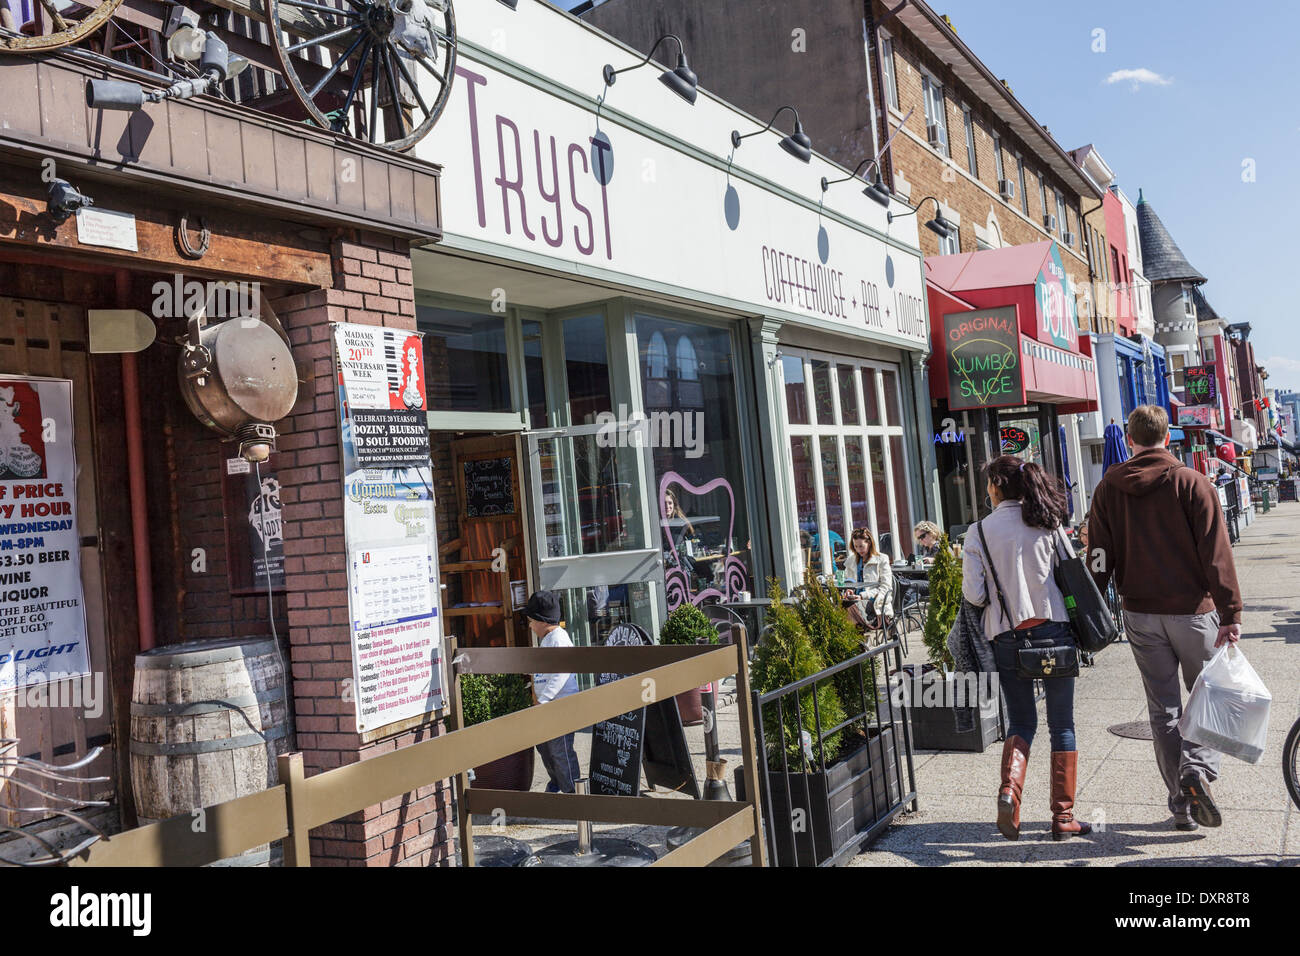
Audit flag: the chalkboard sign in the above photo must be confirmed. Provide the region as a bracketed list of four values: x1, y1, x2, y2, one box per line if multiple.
[643, 694, 701, 799]
[942, 307, 1023, 411]
[463, 457, 515, 518]
[588, 623, 650, 797]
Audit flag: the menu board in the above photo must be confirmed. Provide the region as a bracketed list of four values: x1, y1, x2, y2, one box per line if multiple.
[588, 622, 649, 797]
[334, 323, 444, 733]
[463, 457, 515, 518]
[0, 379, 90, 690]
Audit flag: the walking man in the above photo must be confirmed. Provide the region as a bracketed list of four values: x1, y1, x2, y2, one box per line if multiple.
[1088, 405, 1242, 831]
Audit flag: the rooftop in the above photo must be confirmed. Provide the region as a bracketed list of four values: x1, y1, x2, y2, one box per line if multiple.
[1136, 191, 1206, 284]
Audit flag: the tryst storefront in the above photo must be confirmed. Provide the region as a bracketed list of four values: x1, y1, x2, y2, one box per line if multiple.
[924, 241, 1098, 533]
[412, 0, 936, 648]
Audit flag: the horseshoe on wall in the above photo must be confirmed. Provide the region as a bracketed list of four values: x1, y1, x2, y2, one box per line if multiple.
[176, 213, 211, 260]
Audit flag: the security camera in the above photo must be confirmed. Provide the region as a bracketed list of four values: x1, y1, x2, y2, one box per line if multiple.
[46, 178, 94, 225]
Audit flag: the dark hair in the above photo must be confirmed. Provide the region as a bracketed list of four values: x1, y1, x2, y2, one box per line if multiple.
[849, 527, 877, 561]
[985, 455, 1067, 531]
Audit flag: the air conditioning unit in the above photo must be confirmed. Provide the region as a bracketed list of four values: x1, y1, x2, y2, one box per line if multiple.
[998, 179, 1017, 201]
[1062, 230, 1076, 246]
[1043, 213, 1058, 232]
[927, 124, 944, 149]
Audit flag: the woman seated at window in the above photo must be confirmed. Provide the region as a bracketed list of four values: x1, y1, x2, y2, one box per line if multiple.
[842, 528, 894, 629]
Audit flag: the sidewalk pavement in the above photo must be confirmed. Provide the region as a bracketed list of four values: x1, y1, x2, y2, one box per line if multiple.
[468, 504, 1299, 866]
[853, 501, 1300, 867]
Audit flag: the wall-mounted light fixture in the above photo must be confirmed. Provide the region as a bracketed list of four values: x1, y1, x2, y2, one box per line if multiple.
[731, 105, 812, 164]
[600, 34, 698, 105]
[887, 195, 956, 240]
[85, 13, 247, 113]
[45, 178, 94, 225]
[820, 158, 892, 209]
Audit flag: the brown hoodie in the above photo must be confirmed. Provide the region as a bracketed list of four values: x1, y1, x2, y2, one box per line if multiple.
[1088, 448, 1242, 624]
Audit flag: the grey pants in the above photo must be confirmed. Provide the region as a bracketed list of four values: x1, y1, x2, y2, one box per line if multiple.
[1123, 610, 1222, 817]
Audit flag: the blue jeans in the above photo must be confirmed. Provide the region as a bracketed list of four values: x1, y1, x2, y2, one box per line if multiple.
[537, 733, 581, 793]
[993, 621, 1077, 752]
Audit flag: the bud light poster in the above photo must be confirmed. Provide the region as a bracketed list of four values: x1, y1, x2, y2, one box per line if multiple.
[0, 379, 90, 691]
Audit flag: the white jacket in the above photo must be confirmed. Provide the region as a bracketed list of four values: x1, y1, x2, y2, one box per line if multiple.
[961, 501, 1069, 640]
[533, 626, 580, 703]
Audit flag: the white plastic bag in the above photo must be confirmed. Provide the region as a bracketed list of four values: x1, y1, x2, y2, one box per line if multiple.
[1179, 644, 1272, 764]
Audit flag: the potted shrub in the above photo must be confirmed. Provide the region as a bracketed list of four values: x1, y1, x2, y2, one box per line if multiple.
[461, 672, 536, 791]
[797, 571, 876, 739]
[909, 535, 1003, 752]
[736, 580, 902, 866]
[660, 603, 717, 726]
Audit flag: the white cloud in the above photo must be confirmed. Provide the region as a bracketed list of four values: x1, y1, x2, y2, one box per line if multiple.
[1105, 68, 1173, 91]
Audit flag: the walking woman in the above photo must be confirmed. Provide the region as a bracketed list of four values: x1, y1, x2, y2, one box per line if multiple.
[962, 455, 1090, 841]
[842, 527, 894, 629]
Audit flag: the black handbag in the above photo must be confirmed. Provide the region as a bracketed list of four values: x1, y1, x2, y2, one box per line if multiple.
[1049, 528, 1120, 654]
[977, 519, 1079, 680]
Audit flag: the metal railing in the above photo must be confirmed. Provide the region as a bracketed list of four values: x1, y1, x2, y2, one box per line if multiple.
[66, 637, 765, 867]
[752, 639, 917, 867]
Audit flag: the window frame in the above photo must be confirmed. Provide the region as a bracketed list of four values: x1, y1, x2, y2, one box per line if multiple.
[920, 72, 949, 155]
[778, 350, 913, 569]
[1016, 153, 1029, 214]
[992, 133, 1005, 184]
[879, 30, 900, 112]
[962, 105, 978, 177]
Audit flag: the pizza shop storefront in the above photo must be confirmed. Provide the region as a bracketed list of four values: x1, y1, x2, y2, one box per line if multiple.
[924, 242, 1098, 535]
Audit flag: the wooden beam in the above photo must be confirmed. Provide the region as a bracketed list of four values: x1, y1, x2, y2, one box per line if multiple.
[0, 173, 332, 288]
[207, 0, 350, 51]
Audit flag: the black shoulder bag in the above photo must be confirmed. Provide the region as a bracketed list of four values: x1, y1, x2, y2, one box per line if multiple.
[977, 519, 1079, 680]
[1050, 528, 1119, 654]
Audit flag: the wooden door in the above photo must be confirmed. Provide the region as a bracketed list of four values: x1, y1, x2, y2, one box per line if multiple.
[0, 299, 116, 835]
[444, 435, 528, 647]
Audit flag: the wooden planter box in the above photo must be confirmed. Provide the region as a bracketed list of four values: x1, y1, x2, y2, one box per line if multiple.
[903, 669, 1004, 753]
[737, 724, 901, 867]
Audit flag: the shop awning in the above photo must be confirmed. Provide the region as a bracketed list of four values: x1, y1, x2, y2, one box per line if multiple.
[1169, 427, 1186, 442]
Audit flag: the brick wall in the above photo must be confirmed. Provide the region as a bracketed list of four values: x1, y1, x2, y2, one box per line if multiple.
[270, 231, 451, 867]
[875, 14, 1092, 301]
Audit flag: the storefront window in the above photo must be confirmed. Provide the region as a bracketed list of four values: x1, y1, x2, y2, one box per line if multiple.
[783, 355, 809, 424]
[783, 352, 913, 567]
[636, 315, 754, 609]
[812, 360, 834, 424]
[523, 319, 547, 428]
[863, 368, 882, 426]
[563, 313, 611, 424]
[418, 305, 512, 412]
[537, 432, 646, 558]
[837, 364, 859, 425]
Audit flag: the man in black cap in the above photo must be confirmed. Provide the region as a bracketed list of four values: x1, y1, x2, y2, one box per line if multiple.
[525, 590, 581, 793]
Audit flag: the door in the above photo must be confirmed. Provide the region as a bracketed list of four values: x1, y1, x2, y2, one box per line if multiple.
[525, 422, 663, 649]
[0, 298, 115, 832]
[443, 435, 529, 648]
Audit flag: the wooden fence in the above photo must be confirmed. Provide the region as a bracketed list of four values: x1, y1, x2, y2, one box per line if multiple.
[67, 637, 765, 867]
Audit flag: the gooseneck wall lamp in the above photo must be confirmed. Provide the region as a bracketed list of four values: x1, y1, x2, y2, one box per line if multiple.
[85, 8, 248, 112]
[731, 105, 812, 164]
[820, 158, 892, 209]
[887, 195, 957, 240]
[600, 34, 698, 105]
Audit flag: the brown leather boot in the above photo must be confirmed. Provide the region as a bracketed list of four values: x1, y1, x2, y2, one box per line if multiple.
[996, 735, 1030, 840]
[1050, 750, 1092, 840]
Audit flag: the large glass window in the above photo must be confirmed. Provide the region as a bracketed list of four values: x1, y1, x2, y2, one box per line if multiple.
[522, 319, 547, 428]
[781, 352, 913, 570]
[637, 316, 753, 609]
[563, 313, 611, 424]
[418, 305, 512, 412]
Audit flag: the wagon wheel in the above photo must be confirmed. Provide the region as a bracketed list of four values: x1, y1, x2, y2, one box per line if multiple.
[0, 0, 125, 52]
[266, 0, 455, 152]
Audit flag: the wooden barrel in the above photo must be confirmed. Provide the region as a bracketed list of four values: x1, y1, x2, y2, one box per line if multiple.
[129, 636, 290, 865]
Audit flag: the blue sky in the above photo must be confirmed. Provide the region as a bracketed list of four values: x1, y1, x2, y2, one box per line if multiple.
[919, 0, 1300, 391]
[551, 1, 1297, 388]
